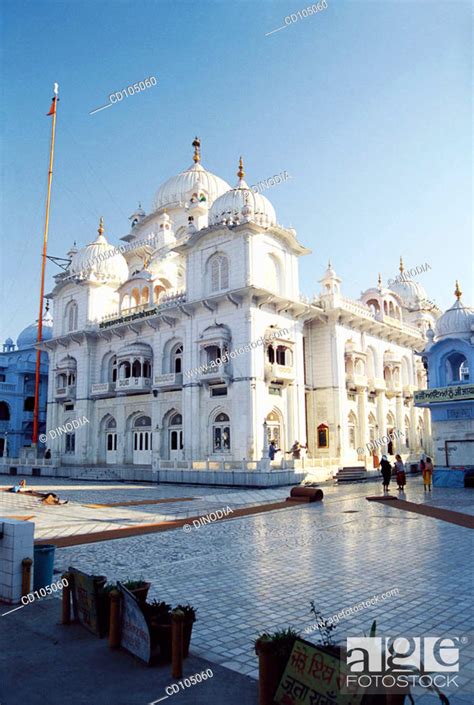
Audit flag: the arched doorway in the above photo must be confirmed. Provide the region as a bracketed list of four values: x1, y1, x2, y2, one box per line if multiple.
[266, 410, 282, 448]
[168, 413, 183, 460]
[133, 415, 152, 465]
[105, 417, 117, 464]
[212, 412, 231, 453]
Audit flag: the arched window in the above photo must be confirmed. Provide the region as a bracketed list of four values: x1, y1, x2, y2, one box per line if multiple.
[141, 287, 149, 305]
[404, 417, 410, 449]
[209, 254, 229, 293]
[172, 345, 183, 374]
[445, 353, 469, 383]
[24, 397, 35, 412]
[132, 359, 142, 377]
[119, 361, 131, 379]
[154, 285, 165, 303]
[109, 356, 117, 383]
[267, 345, 275, 364]
[348, 412, 358, 450]
[131, 288, 140, 308]
[366, 299, 380, 315]
[170, 413, 182, 426]
[143, 360, 152, 378]
[389, 301, 395, 317]
[383, 301, 388, 314]
[418, 419, 424, 449]
[355, 359, 365, 376]
[213, 412, 231, 452]
[264, 255, 281, 293]
[317, 424, 329, 449]
[64, 301, 78, 333]
[276, 346, 288, 366]
[0, 401, 10, 420]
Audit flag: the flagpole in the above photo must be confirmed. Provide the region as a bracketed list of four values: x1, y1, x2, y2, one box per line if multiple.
[32, 83, 59, 451]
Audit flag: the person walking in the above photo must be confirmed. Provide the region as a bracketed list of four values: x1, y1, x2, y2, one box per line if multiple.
[379, 454, 392, 492]
[268, 440, 281, 461]
[423, 456, 434, 491]
[394, 454, 407, 492]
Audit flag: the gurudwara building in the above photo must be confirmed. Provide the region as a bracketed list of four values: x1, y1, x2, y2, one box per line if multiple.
[40, 140, 438, 484]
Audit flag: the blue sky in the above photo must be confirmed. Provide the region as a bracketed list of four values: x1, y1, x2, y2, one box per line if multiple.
[0, 0, 472, 342]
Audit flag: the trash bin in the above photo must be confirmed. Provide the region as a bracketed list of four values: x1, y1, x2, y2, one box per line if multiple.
[33, 544, 56, 591]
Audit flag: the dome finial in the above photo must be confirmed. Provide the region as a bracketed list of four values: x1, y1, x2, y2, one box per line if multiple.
[98, 216, 104, 236]
[192, 136, 201, 163]
[455, 280, 462, 300]
[237, 156, 245, 180]
[399, 256, 404, 273]
[378, 272, 382, 288]
[328, 259, 332, 269]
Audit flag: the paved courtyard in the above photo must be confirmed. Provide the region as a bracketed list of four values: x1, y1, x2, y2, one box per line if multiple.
[1, 475, 473, 704]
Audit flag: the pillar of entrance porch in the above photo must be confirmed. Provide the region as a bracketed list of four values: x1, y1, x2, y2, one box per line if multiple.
[0, 518, 34, 604]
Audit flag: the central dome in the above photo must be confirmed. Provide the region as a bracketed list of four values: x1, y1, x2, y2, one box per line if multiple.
[153, 141, 230, 211]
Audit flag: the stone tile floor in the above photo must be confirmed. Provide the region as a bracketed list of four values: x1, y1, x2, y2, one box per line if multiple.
[1, 475, 473, 704]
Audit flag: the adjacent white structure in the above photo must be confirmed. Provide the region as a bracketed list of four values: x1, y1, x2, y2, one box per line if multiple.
[42, 140, 438, 483]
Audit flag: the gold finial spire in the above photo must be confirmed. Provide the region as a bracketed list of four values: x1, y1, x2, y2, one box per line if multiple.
[454, 280, 462, 300]
[378, 272, 382, 287]
[399, 256, 404, 273]
[237, 156, 245, 180]
[192, 136, 201, 163]
[98, 216, 104, 236]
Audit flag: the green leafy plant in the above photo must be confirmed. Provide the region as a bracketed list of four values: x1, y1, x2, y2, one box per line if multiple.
[309, 601, 336, 646]
[175, 603, 197, 622]
[255, 627, 300, 657]
[143, 600, 172, 624]
[123, 579, 148, 590]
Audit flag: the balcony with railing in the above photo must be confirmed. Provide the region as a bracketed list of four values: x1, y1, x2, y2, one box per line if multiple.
[55, 384, 76, 400]
[153, 372, 183, 391]
[265, 363, 295, 384]
[116, 377, 152, 394]
[91, 382, 115, 397]
[198, 363, 231, 384]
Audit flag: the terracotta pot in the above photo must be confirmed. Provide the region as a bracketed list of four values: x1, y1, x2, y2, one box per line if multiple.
[149, 620, 172, 663]
[127, 582, 150, 604]
[255, 639, 295, 705]
[183, 617, 194, 657]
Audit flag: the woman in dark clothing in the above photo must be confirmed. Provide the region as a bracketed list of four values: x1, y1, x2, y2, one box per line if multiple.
[379, 454, 392, 492]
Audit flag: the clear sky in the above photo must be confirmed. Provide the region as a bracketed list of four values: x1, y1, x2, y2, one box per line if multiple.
[0, 0, 472, 343]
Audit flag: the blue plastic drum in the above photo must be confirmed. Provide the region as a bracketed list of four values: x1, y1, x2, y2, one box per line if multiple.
[33, 544, 56, 591]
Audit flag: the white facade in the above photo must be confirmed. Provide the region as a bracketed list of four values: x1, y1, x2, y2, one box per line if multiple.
[43, 142, 438, 479]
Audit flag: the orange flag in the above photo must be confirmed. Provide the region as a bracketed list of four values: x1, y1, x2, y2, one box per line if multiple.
[47, 98, 56, 116]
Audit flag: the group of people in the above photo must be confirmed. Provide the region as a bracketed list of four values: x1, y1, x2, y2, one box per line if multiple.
[379, 454, 434, 492]
[268, 440, 307, 461]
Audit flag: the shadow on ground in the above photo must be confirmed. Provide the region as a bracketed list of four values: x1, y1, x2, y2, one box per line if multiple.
[0, 599, 257, 705]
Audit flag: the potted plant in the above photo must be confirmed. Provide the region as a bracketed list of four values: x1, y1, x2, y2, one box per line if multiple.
[175, 603, 197, 657]
[255, 627, 300, 705]
[123, 579, 150, 604]
[143, 600, 172, 662]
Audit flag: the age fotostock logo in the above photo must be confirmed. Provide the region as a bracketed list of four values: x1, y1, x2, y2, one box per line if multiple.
[346, 636, 463, 691]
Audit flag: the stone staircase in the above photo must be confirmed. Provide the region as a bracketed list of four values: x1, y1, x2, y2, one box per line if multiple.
[74, 466, 123, 482]
[334, 466, 378, 482]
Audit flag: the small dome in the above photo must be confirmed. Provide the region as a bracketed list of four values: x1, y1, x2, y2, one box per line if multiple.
[209, 157, 277, 227]
[435, 282, 474, 341]
[388, 259, 428, 309]
[69, 218, 129, 283]
[153, 146, 230, 211]
[17, 310, 53, 349]
[4, 337, 13, 345]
